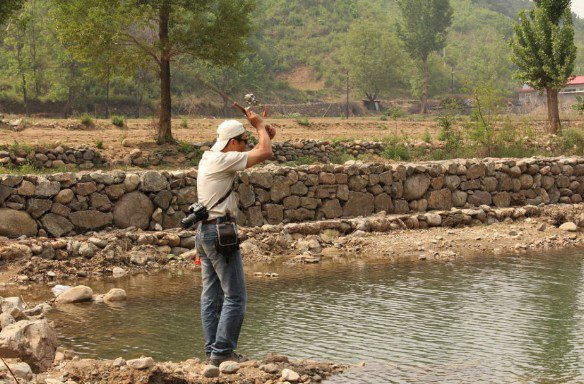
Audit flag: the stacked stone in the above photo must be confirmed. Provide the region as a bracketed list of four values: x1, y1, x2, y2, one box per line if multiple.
[0, 157, 583, 237]
[0, 146, 105, 169]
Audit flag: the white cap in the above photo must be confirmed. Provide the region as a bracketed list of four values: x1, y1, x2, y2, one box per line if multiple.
[210, 120, 246, 152]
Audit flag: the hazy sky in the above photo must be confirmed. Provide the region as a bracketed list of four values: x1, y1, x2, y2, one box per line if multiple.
[574, 1, 584, 18]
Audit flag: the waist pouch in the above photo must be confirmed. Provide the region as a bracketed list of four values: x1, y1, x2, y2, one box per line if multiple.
[216, 221, 240, 257]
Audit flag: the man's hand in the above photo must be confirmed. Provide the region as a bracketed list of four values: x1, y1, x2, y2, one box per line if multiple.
[245, 110, 263, 130]
[265, 124, 276, 139]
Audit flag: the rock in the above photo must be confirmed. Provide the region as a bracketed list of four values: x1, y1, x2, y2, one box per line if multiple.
[559, 222, 578, 232]
[88, 237, 108, 248]
[113, 191, 154, 230]
[127, 356, 154, 370]
[425, 213, 442, 227]
[468, 190, 492, 206]
[112, 267, 126, 277]
[75, 182, 97, 196]
[0, 209, 37, 238]
[34, 178, 61, 197]
[17, 180, 35, 196]
[282, 368, 301, 382]
[69, 211, 113, 230]
[0, 243, 32, 261]
[260, 363, 279, 373]
[124, 173, 141, 191]
[321, 199, 343, 219]
[55, 285, 93, 304]
[104, 288, 127, 302]
[0, 361, 33, 381]
[219, 361, 240, 374]
[54, 189, 74, 205]
[343, 192, 374, 217]
[141, 171, 169, 192]
[202, 365, 220, 378]
[0, 319, 58, 372]
[40, 214, 74, 237]
[1, 297, 24, 319]
[427, 189, 452, 210]
[79, 243, 98, 258]
[0, 313, 15, 329]
[403, 174, 431, 200]
[51, 285, 72, 297]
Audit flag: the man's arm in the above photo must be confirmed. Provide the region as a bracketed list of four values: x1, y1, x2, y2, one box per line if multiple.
[246, 112, 275, 168]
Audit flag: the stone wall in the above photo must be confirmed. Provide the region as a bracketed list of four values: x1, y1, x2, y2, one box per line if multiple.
[0, 157, 583, 238]
[0, 146, 106, 169]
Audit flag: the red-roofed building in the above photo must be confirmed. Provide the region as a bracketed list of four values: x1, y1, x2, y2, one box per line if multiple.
[518, 76, 584, 106]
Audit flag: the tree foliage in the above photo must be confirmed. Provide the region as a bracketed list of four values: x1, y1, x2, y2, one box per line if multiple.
[396, 0, 453, 113]
[342, 21, 408, 101]
[511, 0, 576, 132]
[0, 0, 25, 25]
[52, 0, 254, 143]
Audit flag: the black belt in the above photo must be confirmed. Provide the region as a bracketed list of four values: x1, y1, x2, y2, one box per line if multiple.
[203, 216, 232, 225]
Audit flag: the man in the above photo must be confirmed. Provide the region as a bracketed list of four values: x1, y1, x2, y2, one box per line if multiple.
[195, 110, 275, 366]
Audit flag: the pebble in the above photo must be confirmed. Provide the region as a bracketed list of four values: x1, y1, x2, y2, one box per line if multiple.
[260, 363, 279, 373]
[559, 222, 578, 232]
[219, 361, 240, 374]
[126, 356, 154, 370]
[281, 368, 300, 382]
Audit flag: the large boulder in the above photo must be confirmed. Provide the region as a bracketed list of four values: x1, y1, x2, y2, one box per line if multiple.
[69, 211, 113, 230]
[0, 319, 58, 372]
[55, 285, 93, 304]
[0, 209, 37, 238]
[40, 214, 74, 237]
[427, 189, 452, 210]
[141, 171, 169, 192]
[403, 174, 431, 200]
[113, 192, 154, 230]
[343, 192, 374, 217]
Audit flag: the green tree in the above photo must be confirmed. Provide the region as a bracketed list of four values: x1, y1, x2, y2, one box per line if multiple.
[0, 0, 25, 25]
[511, 0, 577, 133]
[396, 0, 453, 114]
[342, 21, 408, 102]
[52, 0, 254, 143]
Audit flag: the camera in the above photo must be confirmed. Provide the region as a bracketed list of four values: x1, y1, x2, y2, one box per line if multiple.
[181, 203, 209, 228]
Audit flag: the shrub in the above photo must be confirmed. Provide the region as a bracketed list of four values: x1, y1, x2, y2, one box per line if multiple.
[379, 114, 388, 121]
[177, 140, 197, 154]
[181, 118, 189, 128]
[111, 116, 125, 127]
[423, 129, 432, 143]
[296, 117, 311, 127]
[80, 114, 94, 126]
[381, 136, 410, 161]
[95, 140, 104, 149]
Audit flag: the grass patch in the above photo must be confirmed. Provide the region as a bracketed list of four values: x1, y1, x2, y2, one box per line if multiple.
[80, 113, 94, 126]
[288, 155, 319, 166]
[111, 116, 125, 128]
[95, 140, 104, 150]
[330, 151, 355, 164]
[296, 117, 311, 127]
[380, 136, 411, 161]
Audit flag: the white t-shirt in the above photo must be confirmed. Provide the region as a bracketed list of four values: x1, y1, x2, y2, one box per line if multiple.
[197, 151, 249, 220]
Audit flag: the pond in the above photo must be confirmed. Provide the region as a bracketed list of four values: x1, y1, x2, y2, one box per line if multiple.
[31, 249, 584, 382]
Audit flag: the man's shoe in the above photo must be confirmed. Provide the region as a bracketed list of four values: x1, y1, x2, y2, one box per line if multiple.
[210, 352, 248, 367]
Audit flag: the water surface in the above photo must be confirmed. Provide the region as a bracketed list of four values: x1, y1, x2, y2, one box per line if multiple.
[32, 250, 584, 382]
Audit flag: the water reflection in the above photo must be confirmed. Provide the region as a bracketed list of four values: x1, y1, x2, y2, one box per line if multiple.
[7, 250, 584, 382]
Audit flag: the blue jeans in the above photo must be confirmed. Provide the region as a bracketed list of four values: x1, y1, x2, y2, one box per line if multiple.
[196, 223, 247, 358]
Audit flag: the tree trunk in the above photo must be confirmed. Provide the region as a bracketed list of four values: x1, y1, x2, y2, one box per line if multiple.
[222, 94, 230, 116]
[105, 80, 110, 118]
[16, 42, 29, 116]
[421, 57, 429, 114]
[157, 1, 173, 144]
[546, 87, 561, 134]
